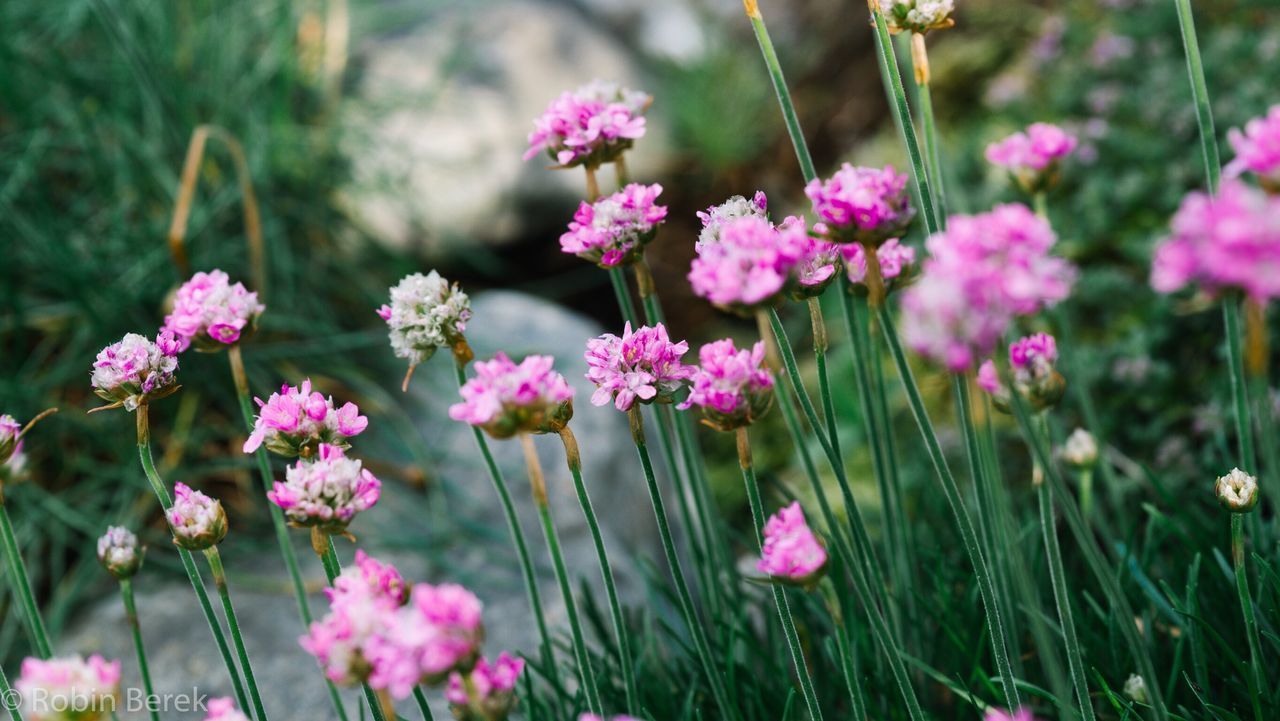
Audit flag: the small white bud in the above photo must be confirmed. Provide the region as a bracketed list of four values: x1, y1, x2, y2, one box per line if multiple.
[1215, 468, 1259, 513]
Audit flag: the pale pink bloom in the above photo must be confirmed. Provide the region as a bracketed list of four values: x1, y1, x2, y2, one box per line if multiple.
[163, 270, 264, 351]
[204, 698, 251, 721]
[243, 379, 369, 457]
[785, 216, 841, 297]
[97, 526, 142, 579]
[368, 583, 485, 697]
[90, 331, 180, 411]
[758, 501, 828, 584]
[168, 482, 227, 551]
[561, 183, 668, 267]
[1226, 105, 1280, 189]
[585, 322, 695, 411]
[16, 655, 121, 721]
[378, 272, 471, 365]
[842, 238, 917, 286]
[1150, 180, 1280, 302]
[984, 707, 1038, 721]
[805, 164, 914, 244]
[269, 444, 381, 533]
[688, 215, 809, 311]
[445, 652, 524, 717]
[976, 360, 1001, 395]
[301, 552, 407, 688]
[697, 191, 768, 251]
[578, 716, 643, 721]
[524, 80, 649, 168]
[0, 414, 20, 463]
[1010, 333, 1058, 378]
[679, 338, 774, 431]
[449, 353, 575, 437]
[986, 123, 1078, 193]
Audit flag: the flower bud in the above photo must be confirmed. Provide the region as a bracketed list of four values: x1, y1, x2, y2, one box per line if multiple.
[168, 483, 228, 550]
[445, 653, 524, 721]
[1123, 673, 1148, 704]
[1215, 468, 1259, 513]
[977, 333, 1066, 413]
[757, 501, 828, 588]
[90, 332, 181, 412]
[0, 415, 20, 465]
[1059, 428, 1099, 469]
[97, 526, 144, 580]
[881, 0, 956, 35]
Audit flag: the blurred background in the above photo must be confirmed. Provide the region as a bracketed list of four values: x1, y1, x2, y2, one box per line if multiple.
[2, 0, 1279, 716]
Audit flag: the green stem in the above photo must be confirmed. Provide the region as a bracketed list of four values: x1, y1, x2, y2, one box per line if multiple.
[316, 539, 391, 721]
[809, 298, 844, 468]
[608, 267, 640, 327]
[1173, 0, 1221, 194]
[1231, 513, 1265, 721]
[818, 579, 867, 721]
[744, 6, 816, 182]
[413, 686, 436, 721]
[204, 546, 269, 721]
[910, 33, 946, 227]
[120, 579, 160, 721]
[0, 662, 25, 721]
[1223, 299, 1258, 477]
[0, 503, 52, 658]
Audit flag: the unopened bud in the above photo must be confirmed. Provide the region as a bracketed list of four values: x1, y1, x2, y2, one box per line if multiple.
[97, 526, 144, 580]
[1123, 673, 1148, 704]
[168, 483, 229, 550]
[1215, 468, 1259, 513]
[1060, 428, 1099, 469]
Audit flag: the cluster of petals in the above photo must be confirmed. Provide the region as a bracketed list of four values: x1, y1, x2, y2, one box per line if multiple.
[696, 191, 768, 251]
[367, 583, 485, 696]
[523, 80, 649, 168]
[301, 552, 407, 689]
[787, 217, 841, 296]
[204, 698, 251, 721]
[901, 204, 1076, 370]
[561, 183, 668, 267]
[977, 333, 1065, 412]
[445, 652, 524, 719]
[688, 215, 811, 311]
[579, 717, 644, 721]
[243, 379, 369, 457]
[16, 654, 121, 721]
[986, 123, 1078, 175]
[679, 338, 774, 430]
[269, 444, 382, 533]
[163, 270, 264, 351]
[97, 525, 142, 579]
[90, 331, 181, 411]
[881, 0, 956, 35]
[585, 322, 695, 411]
[377, 272, 472, 366]
[985, 709, 1039, 721]
[805, 164, 914, 244]
[758, 501, 828, 585]
[449, 353, 575, 437]
[1150, 180, 1280, 302]
[0, 414, 20, 464]
[168, 482, 227, 551]
[1226, 104, 1280, 189]
[841, 238, 916, 287]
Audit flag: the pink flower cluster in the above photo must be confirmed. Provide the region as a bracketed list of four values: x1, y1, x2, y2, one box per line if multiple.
[1227, 105, 1280, 190]
[90, 331, 181, 411]
[302, 551, 408, 689]
[369, 582, 485, 695]
[679, 338, 774, 431]
[986, 123, 1078, 192]
[585, 322, 695, 412]
[269, 444, 382, 533]
[449, 353, 575, 438]
[1009, 333, 1058, 378]
[163, 270, 264, 351]
[204, 698, 250, 721]
[977, 333, 1065, 411]
[16, 654, 121, 721]
[579, 716, 644, 721]
[0, 414, 20, 464]
[901, 204, 1076, 371]
[687, 215, 810, 311]
[243, 379, 369, 457]
[168, 482, 228, 551]
[842, 238, 916, 287]
[1150, 180, 1280, 302]
[561, 183, 668, 267]
[788, 217, 841, 296]
[758, 501, 828, 585]
[985, 708, 1038, 721]
[524, 80, 649, 168]
[445, 652, 524, 719]
[804, 164, 914, 244]
[696, 191, 768, 251]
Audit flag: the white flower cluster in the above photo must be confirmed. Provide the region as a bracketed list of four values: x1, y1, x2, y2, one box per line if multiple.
[883, 0, 955, 35]
[378, 272, 472, 365]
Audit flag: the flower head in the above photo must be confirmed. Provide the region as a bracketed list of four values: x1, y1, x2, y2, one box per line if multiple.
[368, 582, 485, 696]
[586, 323, 695, 412]
[805, 164, 914, 245]
[986, 123, 1078, 193]
[445, 652, 524, 721]
[1059, 428, 1099, 469]
[163, 270, 265, 351]
[377, 272, 472, 367]
[524, 80, 649, 168]
[15, 655, 121, 721]
[789, 218, 842, 298]
[679, 339, 774, 431]
[97, 526, 143, 579]
[1226, 105, 1280, 192]
[983, 708, 1038, 721]
[976, 333, 1065, 412]
[881, 0, 955, 34]
[269, 444, 381, 534]
[449, 353, 575, 438]
[167, 483, 228, 551]
[243, 379, 369, 458]
[1150, 180, 1280, 302]
[688, 215, 810, 312]
[301, 552, 407, 689]
[205, 698, 251, 721]
[697, 192, 768, 251]
[561, 183, 667, 268]
[0, 414, 21, 465]
[758, 501, 828, 586]
[1215, 467, 1259, 513]
[841, 238, 917, 291]
[1123, 674, 1148, 704]
[90, 332, 180, 411]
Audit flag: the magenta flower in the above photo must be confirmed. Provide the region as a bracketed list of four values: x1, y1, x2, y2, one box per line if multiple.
[1010, 333, 1058, 377]
[90, 331, 180, 412]
[688, 215, 810, 312]
[697, 191, 769, 251]
[167, 482, 228, 551]
[449, 353, 575, 438]
[758, 501, 828, 586]
[977, 333, 1065, 412]
[163, 270, 265, 351]
[204, 698, 251, 721]
[986, 123, 1078, 193]
[842, 238, 917, 289]
[976, 360, 1002, 395]
[679, 338, 774, 431]
[0, 414, 20, 465]
[378, 272, 472, 367]
[985, 708, 1038, 721]
[445, 652, 524, 720]
[243, 379, 369, 457]
[805, 164, 914, 245]
[301, 552, 407, 689]
[524, 80, 649, 169]
[1226, 105, 1280, 191]
[97, 526, 143, 579]
[1150, 180, 1280, 302]
[585, 322, 695, 412]
[561, 183, 668, 268]
[16, 655, 121, 721]
[369, 582, 485, 696]
[578, 716, 643, 721]
[788, 217, 841, 298]
[269, 444, 381, 533]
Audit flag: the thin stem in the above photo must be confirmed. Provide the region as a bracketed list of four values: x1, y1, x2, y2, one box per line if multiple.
[1173, 0, 1221, 194]
[0, 662, 25, 721]
[0, 503, 52, 658]
[910, 32, 946, 226]
[557, 426, 638, 714]
[1231, 513, 1265, 721]
[413, 686, 436, 721]
[120, 579, 160, 721]
[609, 267, 641, 327]
[316, 538, 391, 721]
[819, 579, 868, 721]
[1223, 299, 1259, 479]
[204, 546, 269, 721]
[742, 3, 816, 182]
[809, 298, 843, 464]
[377, 690, 397, 721]
[520, 432, 602, 714]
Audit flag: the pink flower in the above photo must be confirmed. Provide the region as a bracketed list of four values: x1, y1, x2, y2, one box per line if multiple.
[449, 353, 575, 438]
[697, 191, 769, 250]
[0, 414, 20, 464]
[561, 183, 668, 267]
[269, 444, 381, 533]
[757, 501, 828, 585]
[679, 338, 774, 431]
[243, 379, 369, 457]
[445, 652, 524, 718]
[688, 216, 809, 311]
[368, 583, 485, 696]
[986, 123, 1078, 192]
[168, 482, 228, 551]
[1226, 105, 1280, 190]
[976, 333, 1065, 412]
[586, 323, 695, 412]
[841, 238, 917, 287]
[204, 698, 251, 721]
[163, 270, 265, 351]
[787, 217, 841, 297]
[301, 552, 407, 689]
[97, 525, 142, 579]
[90, 331, 180, 411]
[985, 707, 1038, 721]
[1010, 333, 1058, 376]
[16, 655, 121, 721]
[1150, 180, 1280, 302]
[578, 716, 643, 721]
[524, 80, 649, 168]
[805, 164, 914, 244]
[976, 360, 1001, 395]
